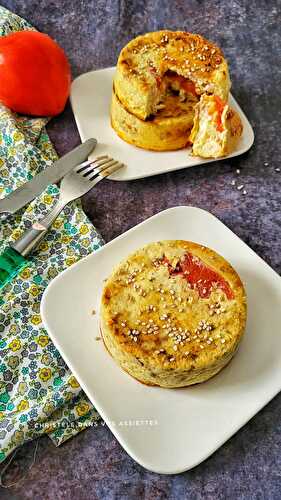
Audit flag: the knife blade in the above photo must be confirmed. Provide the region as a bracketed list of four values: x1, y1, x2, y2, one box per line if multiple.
[0, 137, 97, 215]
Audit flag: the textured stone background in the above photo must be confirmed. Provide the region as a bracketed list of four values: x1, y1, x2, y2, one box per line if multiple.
[0, 1, 281, 499]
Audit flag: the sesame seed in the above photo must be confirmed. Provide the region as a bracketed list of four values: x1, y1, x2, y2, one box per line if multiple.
[173, 346, 178, 351]
[264, 162, 269, 166]
[236, 169, 240, 174]
[221, 339, 226, 344]
[242, 190, 247, 195]
[237, 184, 244, 190]
[231, 180, 236, 186]
[275, 168, 280, 172]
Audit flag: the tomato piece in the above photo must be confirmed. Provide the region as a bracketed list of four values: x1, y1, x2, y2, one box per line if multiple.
[0, 31, 71, 116]
[165, 71, 197, 96]
[180, 78, 197, 96]
[160, 252, 234, 299]
[213, 95, 226, 132]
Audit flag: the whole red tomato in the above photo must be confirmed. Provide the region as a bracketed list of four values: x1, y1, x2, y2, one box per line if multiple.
[0, 30, 71, 116]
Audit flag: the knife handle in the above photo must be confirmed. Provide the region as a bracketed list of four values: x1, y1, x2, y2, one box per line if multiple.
[12, 225, 48, 257]
[0, 247, 28, 289]
[11, 200, 65, 257]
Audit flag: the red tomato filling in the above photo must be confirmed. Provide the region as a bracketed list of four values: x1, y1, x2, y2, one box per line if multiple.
[161, 252, 234, 299]
[213, 95, 226, 132]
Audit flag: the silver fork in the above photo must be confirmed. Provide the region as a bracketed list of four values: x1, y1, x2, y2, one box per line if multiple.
[12, 156, 124, 257]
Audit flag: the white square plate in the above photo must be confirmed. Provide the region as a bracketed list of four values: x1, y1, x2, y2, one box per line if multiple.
[41, 207, 281, 474]
[70, 67, 254, 181]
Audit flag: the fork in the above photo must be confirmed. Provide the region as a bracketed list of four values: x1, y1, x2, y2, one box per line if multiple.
[0, 156, 123, 288]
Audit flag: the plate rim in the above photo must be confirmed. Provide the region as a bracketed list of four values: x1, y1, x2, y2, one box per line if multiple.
[41, 206, 281, 474]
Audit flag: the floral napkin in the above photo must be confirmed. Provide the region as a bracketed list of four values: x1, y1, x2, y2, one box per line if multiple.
[0, 6, 101, 463]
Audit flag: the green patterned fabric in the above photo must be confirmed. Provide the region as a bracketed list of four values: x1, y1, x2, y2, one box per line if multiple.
[0, 6, 101, 463]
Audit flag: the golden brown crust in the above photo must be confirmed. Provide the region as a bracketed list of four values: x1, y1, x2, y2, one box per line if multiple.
[114, 30, 231, 120]
[100, 240, 247, 388]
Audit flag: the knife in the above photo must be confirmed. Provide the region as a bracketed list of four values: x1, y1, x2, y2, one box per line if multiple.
[0, 137, 97, 215]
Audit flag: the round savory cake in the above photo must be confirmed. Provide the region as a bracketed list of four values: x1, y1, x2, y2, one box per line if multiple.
[114, 31, 230, 120]
[110, 30, 243, 158]
[100, 241, 247, 388]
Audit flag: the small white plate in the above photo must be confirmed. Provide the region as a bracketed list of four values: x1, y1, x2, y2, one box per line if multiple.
[41, 207, 281, 474]
[70, 67, 254, 181]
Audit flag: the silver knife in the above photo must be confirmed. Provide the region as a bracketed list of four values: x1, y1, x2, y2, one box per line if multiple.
[0, 138, 97, 215]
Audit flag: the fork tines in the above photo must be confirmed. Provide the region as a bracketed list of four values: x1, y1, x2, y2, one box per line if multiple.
[77, 155, 123, 180]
